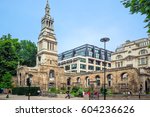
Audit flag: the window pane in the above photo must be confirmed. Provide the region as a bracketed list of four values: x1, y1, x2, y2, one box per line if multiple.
[88, 65, 94, 70]
[88, 59, 94, 64]
[88, 47, 93, 57]
[80, 58, 86, 63]
[71, 64, 77, 69]
[80, 64, 86, 69]
[75, 48, 86, 56]
[96, 67, 100, 71]
[96, 60, 101, 65]
[65, 65, 70, 70]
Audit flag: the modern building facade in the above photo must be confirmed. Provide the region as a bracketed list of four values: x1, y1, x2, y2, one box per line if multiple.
[58, 44, 112, 73]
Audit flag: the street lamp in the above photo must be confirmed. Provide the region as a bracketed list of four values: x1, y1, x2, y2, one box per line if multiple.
[26, 74, 33, 100]
[100, 37, 110, 100]
[139, 84, 143, 100]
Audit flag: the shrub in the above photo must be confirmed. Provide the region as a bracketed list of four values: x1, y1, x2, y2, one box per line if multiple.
[48, 87, 61, 94]
[107, 89, 113, 96]
[48, 87, 57, 93]
[60, 87, 67, 94]
[100, 87, 108, 95]
[84, 88, 90, 92]
[71, 86, 83, 97]
[77, 88, 83, 97]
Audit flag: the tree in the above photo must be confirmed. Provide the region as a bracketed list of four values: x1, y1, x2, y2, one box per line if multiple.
[0, 72, 13, 89]
[121, 0, 150, 33]
[18, 40, 37, 67]
[0, 72, 13, 98]
[0, 34, 19, 92]
[0, 34, 37, 91]
[0, 34, 19, 79]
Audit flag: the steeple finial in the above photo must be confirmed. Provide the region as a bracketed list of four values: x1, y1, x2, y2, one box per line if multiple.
[45, 0, 50, 17]
[46, 0, 50, 9]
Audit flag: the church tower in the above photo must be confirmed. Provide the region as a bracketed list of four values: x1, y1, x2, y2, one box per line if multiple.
[17, 0, 63, 91]
[37, 0, 58, 66]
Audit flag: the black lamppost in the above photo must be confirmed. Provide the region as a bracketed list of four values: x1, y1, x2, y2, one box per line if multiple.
[26, 74, 33, 100]
[100, 37, 110, 100]
[139, 84, 143, 100]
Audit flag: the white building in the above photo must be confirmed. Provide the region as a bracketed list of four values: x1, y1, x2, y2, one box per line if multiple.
[111, 38, 150, 68]
[111, 37, 150, 93]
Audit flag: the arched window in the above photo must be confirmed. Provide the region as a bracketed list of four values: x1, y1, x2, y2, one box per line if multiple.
[85, 76, 90, 87]
[46, 20, 49, 26]
[95, 75, 100, 86]
[116, 55, 123, 60]
[20, 73, 21, 85]
[38, 56, 41, 62]
[126, 56, 133, 61]
[107, 74, 113, 87]
[145, 79, 150, 93]
[67, 78, 71, 86]
[121, 73, 128, 81]
[49, 70, 55, 80]
[29, 75, 33, 84]
[77, 77, 80, 83]
[49, 21, 50, 27]
[139, 49, 148, 55]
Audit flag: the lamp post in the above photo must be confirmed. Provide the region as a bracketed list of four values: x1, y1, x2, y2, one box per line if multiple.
[139, 84, 143, 100]
[26, 74, 33, 100]
[100, 37, 110, 100]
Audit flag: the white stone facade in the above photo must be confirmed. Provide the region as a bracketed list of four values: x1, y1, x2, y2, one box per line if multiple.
[111, 38, 150, 69]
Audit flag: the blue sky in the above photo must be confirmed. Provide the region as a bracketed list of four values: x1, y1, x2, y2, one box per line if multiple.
[0, 0, 148, 53]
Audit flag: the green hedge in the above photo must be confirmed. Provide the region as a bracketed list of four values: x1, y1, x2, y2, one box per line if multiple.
[12, 87, 40, 96]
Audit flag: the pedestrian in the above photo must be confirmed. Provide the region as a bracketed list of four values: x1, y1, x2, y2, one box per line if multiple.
[6, 89, 11, 98]
[94, 91, 98, 99]
[87, 91, 91, 100]
[65, 90, 70, 99]
[82, 91, 85, 97]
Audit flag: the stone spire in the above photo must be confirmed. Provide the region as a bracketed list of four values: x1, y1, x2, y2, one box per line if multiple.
[45, 0, 50, 17]
[41, 0, 54, 31]
[36, 0, 57, 66]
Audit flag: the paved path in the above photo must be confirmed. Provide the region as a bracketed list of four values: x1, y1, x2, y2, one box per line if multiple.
[0, 94, 83, 100]
[0, 94, 150, 100]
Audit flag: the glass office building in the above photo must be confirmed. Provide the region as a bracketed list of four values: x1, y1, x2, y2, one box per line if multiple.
[58, 44, 113, 73]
